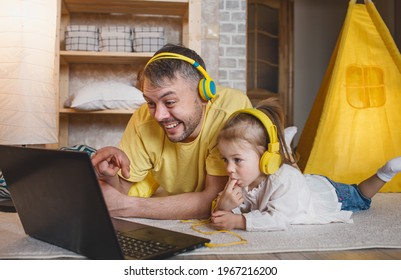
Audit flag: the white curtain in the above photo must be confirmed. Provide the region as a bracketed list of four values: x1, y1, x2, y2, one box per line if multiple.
[0, 0, 58, 145]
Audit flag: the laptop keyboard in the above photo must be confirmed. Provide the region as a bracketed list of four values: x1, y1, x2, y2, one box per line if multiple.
[116, 231, 176, 259]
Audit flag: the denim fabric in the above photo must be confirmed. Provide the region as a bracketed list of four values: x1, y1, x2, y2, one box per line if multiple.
[324, 177, 371, 212]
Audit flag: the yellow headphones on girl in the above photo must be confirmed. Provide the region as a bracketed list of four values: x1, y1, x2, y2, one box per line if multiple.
[234, 108, 282, 175]
[144, 52, 216, 101]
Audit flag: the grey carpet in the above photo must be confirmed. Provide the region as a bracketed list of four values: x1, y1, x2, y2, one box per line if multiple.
[125, 193, 401, 256]
[0, 193, 400, 258]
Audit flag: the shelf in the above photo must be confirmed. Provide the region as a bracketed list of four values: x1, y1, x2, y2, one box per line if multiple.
[62, 0, 189, 17]
[57, 0, 200, 148]
[60, 51, 153, 64]
[60, 108, 135, 115]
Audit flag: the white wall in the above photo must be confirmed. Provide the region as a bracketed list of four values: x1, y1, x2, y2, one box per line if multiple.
[293, 0, 395, 145]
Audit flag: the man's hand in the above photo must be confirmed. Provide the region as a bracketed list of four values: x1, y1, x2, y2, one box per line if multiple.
[91, 146, 130, 179]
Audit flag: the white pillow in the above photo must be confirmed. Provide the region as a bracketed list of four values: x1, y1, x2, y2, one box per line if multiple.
[69, 81, 145, 111]
[284, 126, 297, 152]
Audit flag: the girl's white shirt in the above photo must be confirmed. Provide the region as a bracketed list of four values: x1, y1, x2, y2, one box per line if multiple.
[232, 164, 353, 231]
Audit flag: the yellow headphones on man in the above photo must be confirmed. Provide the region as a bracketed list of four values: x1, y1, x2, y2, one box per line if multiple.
[144, 52, 216, 101]
[234, 108, 282, 175]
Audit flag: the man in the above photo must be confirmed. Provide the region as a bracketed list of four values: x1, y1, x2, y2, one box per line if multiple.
[92, 44, 252, 220]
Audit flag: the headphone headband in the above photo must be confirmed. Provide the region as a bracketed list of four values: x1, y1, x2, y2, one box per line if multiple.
[144, 52, 216, 101]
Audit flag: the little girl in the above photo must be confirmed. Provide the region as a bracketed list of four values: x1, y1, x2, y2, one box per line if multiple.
[211, 97, 401, 231]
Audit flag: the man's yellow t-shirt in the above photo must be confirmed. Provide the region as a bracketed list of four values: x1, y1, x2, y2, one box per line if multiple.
[119, 86, 252, 197]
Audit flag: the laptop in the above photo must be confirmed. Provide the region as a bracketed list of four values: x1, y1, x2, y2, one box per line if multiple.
[0, 144, 209, 260]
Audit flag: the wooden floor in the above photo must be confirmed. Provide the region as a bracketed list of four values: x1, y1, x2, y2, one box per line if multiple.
[170, 248, 401, 260]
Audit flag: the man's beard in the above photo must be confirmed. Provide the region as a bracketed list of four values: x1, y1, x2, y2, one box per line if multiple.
[166, 101, 203, 143]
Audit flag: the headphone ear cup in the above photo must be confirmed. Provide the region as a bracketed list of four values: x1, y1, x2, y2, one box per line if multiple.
[198, 78, 216, 101]
[259, 151, 282, 175]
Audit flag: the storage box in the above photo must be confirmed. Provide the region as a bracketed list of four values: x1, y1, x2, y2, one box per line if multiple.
[65, 25, 99, 51]
[132, 27, 165, 52]
[99, 26, 132, 52]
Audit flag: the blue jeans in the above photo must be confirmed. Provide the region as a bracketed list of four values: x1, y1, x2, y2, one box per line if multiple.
[324, 177, 371, 212]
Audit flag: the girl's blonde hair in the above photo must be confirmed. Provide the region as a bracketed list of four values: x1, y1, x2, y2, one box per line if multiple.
[218, 97, 296, 165]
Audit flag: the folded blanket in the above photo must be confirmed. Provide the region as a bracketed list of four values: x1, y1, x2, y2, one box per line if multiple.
[0, 171, 10, 199]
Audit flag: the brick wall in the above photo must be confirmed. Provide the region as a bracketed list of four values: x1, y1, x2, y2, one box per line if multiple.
[218, 0, 247, 92]
[201, 0, 247, 92]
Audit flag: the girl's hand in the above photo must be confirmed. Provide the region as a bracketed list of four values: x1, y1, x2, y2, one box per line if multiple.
[210, 210, 245, 230]
[215, 178, 243, 211]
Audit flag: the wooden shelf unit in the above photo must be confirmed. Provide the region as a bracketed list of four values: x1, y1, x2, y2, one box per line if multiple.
[56, 0, 201, 148]
[60, 51, 153, 65]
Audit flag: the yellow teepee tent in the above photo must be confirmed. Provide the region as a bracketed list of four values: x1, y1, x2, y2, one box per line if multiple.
[297, 0, 401, 192]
